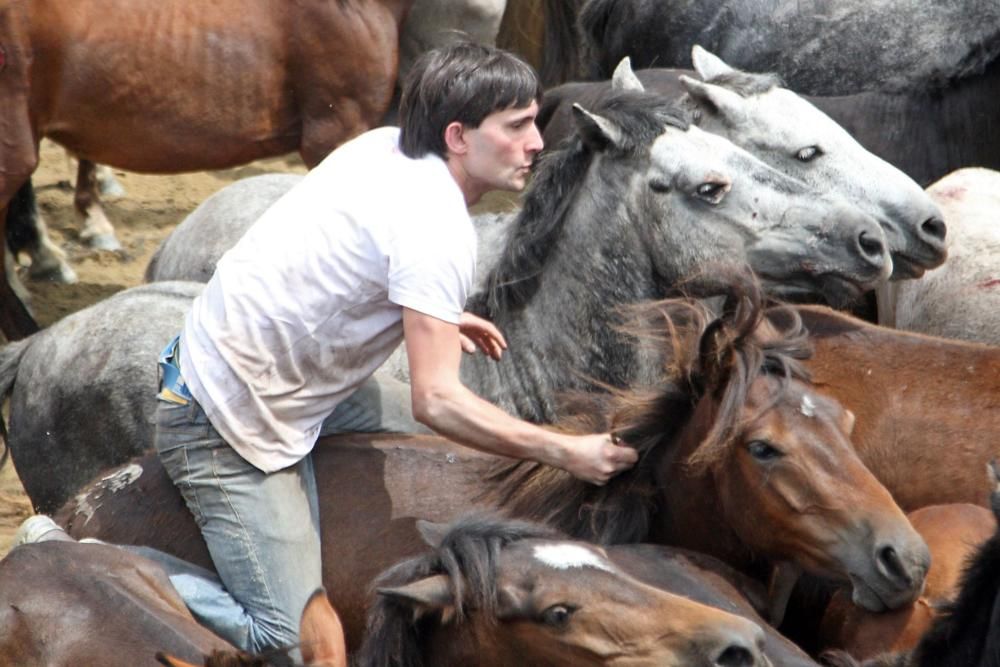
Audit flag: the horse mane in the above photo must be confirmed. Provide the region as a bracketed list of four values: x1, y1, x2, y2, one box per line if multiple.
[354, 514, 564, 667]
[470, 90, 690, 320]
[481, 271, 814, 544]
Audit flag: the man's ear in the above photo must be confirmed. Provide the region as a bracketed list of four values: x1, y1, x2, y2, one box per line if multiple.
[444, 121, 469, 157]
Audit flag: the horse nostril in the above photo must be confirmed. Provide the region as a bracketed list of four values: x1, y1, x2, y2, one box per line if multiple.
[878, 544, 911, 586]
[858, 230, 886, 262]
[921, 216, 947, 243]
[715, 645, 755, 667]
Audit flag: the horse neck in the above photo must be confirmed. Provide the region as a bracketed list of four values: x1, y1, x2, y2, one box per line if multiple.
[464, 169, 663, 423]
[647, 396, 756, 572]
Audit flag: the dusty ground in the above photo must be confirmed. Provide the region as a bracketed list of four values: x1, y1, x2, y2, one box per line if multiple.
[0, 139, 310, 556]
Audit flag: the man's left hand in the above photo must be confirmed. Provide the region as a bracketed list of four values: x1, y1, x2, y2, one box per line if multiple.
[459, 312, 507, 360]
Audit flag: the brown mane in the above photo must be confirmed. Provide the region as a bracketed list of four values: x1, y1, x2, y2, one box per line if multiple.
[482, 273, 814, 544]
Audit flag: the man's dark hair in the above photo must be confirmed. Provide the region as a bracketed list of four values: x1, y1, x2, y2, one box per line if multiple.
[399, 42, 542, 159]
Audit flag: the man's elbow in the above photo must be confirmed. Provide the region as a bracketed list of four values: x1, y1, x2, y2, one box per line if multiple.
[410, 386, 449, 428]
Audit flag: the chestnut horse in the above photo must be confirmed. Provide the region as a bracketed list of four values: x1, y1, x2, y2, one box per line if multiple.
[55, 279, 928, 650]
[819, 503, 996, 660]
[781, 305, 1000, 511]
[0, 0, 411, 339]
[823, 463, 1000, 667]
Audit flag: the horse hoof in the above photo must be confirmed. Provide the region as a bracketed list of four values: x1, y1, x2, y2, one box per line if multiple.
[86, 233, 122, 252]
[28, 261, 78, 284]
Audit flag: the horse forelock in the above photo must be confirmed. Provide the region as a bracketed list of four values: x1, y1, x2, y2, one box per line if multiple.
[483, 274, 816, 539]
[478, 92, 690, 319]
[356, 516, 562, 667]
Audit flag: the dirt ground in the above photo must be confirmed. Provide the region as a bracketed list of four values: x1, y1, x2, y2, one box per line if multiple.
[0, 139, 310, 556]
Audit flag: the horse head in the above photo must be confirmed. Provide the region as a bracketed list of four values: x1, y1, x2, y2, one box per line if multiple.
[666, 46, 948, 280]
[554, 88, 890, 309]
[637, 275, 930, 619]
[355, 514, 770, 667]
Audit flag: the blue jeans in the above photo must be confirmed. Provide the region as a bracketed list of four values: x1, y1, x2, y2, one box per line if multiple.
[151, 371, 425, 652]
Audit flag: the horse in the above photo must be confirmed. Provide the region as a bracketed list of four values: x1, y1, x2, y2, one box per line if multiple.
[1, 88, 893, 513]
[0, 541, 235, 666]
[818, 503, 997, 660]
[879, 168, 1000, 344]
[574, 0, 1000, 188]
[537, 49, 947, 282]
[0, 0, 414, 339]
[54, 277, 930, 652]
[749, 305, 999, 511]
[822, 463, 1000, 667]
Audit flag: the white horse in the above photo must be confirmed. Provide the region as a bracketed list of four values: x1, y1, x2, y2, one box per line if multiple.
[878, 168, 1000, 344]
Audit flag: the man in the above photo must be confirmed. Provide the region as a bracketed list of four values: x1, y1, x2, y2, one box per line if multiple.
[17, 42, 638, 655]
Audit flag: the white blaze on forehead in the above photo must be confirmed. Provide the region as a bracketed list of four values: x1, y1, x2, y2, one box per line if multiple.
[533, 544, 614, 572]
[800, 394, 817, 417]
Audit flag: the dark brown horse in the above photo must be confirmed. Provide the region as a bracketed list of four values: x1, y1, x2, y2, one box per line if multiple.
[0, 0, 411, 338]
[55, 279, 928, 652]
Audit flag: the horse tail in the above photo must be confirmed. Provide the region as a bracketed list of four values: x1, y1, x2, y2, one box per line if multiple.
[578, 0, 616, 78]
[539, 0, 586, 85]
[0, 338, 30, 471]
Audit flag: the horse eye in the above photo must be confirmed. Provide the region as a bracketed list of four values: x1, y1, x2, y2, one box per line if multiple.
[695, 182, 727, 203]
[540, 604, 576, 628]
[796, 145, 823, 162]
[649, 179, 670, 194]
[747, 440, 783, 462]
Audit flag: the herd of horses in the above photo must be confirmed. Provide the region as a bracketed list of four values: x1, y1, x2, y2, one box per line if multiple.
[2, 0, 1000, 665]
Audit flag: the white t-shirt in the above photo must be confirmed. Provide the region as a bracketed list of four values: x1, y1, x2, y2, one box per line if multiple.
[179, 127, 475, 472]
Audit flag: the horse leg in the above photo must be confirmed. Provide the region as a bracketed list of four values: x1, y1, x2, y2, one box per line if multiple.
[0, 204, 40, 339]
[7, 180, 78, 284]
[74, 159, 121, 251]
[95, 163, 126, 198]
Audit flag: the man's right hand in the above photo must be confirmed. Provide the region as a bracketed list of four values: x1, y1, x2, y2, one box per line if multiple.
[557, 433, 638, 486]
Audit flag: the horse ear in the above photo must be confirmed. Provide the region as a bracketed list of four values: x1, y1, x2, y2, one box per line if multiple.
[691, 44, 736, 81]
[415, 519, 450, 548]
[378, 574, 456, 621]
[611, 57, 644, 92]
[571, 104, 625, 151]
[299, 588, 347, 667]
[679, 75, 748, 122]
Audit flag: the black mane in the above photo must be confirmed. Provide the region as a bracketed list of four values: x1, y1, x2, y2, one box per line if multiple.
[353, 515, 563, 667]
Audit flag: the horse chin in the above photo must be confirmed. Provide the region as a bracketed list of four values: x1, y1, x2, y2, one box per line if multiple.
[847, 575, 891, 613]
[887, 255, 928, 281]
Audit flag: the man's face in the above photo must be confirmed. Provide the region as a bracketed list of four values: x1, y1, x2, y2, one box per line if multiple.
[461, 101, 544, 195]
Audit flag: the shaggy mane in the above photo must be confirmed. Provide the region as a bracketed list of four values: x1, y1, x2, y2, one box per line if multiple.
[482, 273, 813, 544]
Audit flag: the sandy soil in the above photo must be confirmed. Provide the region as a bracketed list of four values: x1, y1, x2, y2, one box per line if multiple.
[0, 139, 310, 556]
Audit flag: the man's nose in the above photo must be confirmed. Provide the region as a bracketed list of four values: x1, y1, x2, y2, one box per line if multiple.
[527, 124, 544, 154]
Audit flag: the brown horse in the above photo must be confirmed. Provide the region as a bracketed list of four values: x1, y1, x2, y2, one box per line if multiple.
[0, 541, 234, 666]
[782, 305, 1000, 511]
[819, 503, 996, 660]
[56, 278, 928, 651]
[0, 0, 411, 339]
